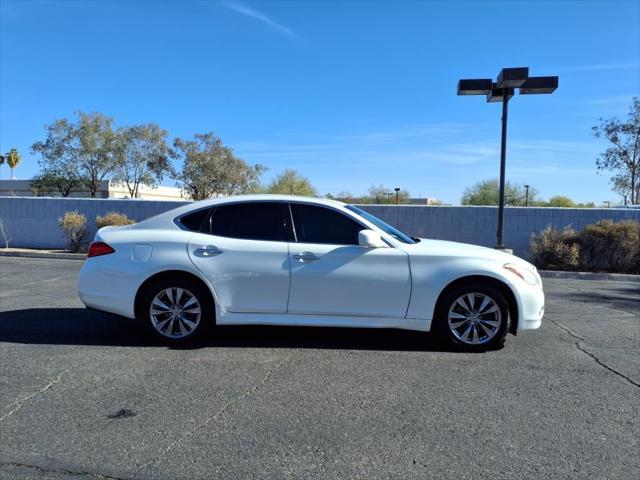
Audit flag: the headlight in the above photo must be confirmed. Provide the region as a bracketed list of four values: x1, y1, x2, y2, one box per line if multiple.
[504, 263, 539, 286]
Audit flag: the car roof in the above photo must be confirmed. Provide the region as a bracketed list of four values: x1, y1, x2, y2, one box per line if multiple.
[189, 194, 348, 209]
[135, 194, 350, 229]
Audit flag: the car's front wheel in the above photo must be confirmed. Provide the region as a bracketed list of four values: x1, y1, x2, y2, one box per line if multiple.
[139, 279, 212, 344]
[435, 284, 510, 351]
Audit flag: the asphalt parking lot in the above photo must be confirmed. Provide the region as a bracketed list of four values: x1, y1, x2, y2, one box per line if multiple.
[0, 257, 638, 480]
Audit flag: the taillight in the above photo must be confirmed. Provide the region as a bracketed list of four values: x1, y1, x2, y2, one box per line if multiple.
[87, 242, 115, 258]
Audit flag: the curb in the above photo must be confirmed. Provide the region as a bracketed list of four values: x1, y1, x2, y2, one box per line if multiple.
[0, 251, 86, 261]
[539, 270, 640, 282]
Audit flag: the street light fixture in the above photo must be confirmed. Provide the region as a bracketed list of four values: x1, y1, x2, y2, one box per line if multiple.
[458, 67, 558, 250]
[394, 187, 400, 205]
[524, 184, 530, 207]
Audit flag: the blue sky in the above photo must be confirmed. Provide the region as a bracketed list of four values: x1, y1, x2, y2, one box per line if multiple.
[1, 0, 639, 204]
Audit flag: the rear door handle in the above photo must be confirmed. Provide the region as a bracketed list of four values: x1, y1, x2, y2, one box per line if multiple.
[293, 252, 319, 262]
[194, 245, 223, 257]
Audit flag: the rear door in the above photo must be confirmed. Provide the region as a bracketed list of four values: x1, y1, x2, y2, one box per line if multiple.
[186, 202, 292, 314]
[287, 203, 411, 318]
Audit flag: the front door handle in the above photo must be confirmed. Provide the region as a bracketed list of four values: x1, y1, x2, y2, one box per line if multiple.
[293, 252, 319, 262]
[194, 245, 223, 257]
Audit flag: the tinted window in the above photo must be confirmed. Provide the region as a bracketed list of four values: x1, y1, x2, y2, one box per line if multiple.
[210, 203, 289, 241]
[291, 204, 363, 245]
[178, 208, 211, 232]
[345, 205, 415, 244]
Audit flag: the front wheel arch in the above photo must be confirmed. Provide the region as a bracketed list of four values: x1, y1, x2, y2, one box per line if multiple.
[134, 270, 216, 324]
[433, 275, 519, 335]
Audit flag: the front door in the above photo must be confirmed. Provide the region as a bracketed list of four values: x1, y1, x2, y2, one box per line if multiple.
[286, 203, 411, 318]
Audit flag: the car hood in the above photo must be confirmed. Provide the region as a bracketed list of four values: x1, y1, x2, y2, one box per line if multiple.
[403, 238, 535, 269]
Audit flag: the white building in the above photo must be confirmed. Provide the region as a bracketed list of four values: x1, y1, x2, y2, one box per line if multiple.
[0, 179, 187, 201]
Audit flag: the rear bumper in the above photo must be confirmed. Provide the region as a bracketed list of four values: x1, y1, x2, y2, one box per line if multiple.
[77, 259, 137, 318]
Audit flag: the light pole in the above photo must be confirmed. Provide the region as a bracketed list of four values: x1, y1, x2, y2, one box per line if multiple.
[458, 68, 558, 250]
[524, 184, 530, 207]
[394, 187, 400, 205]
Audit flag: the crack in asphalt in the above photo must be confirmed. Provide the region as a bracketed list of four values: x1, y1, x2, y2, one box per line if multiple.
[0, 369, 69, 422]
[0, 462, 125, 479]
[574, 342, 640, 388]
[545, 314, 640, 389]
[543, 314, 586, 342]
[131, 352, 296, 478]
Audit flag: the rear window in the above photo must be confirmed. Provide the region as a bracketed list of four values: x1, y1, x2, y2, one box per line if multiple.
[178, 208, 211, 232]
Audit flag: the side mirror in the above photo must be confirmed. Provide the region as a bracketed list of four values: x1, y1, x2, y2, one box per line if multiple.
[358, 229, 387, 248]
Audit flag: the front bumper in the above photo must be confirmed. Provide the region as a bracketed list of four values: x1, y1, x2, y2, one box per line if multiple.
[515, 281, 545, 332]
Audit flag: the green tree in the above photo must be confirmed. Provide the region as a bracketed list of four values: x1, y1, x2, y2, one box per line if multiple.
[364, 185, 411, 204]
[592, 97, 640, 205]
[545, 195, 576, 207]
[266, 169, 317, 196]
[174, 132, 266, 200]
[461, 179, 537, 206]
[610, 174, 634, 205]
[113, 124, 172, 198]
[333, 191, 355, 202]
[31, 112, 119, 197]
[5, 148, 21, 180]
[31, 169, 87, 197]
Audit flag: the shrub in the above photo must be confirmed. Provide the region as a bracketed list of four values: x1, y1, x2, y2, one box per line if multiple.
[58, 211, 88, 253]
[578, 220, 640, 273]
[529, 225, 580, 271]
[95, 212, 135, 229]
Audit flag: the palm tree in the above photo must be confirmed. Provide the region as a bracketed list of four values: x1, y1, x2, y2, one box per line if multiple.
[5, 149, 21, 180]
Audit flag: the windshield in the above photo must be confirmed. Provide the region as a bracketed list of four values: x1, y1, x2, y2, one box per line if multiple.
[346, 205, 416, 244]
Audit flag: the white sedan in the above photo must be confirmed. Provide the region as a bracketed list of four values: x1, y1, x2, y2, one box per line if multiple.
[78, 195, 544, 350]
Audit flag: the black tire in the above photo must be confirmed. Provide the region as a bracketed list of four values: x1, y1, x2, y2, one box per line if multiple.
[138, 278, 213, 344]
[434, 283, 510, 351]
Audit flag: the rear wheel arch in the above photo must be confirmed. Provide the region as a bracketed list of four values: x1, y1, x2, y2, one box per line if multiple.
[434, 275, 519, 334]
[134, 270, 216, 323]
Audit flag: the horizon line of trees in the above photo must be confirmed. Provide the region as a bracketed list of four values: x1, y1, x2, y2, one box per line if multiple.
[28, 112, 265, 201]
[460, 179, 597, 208]
[4, 97, 638, 205]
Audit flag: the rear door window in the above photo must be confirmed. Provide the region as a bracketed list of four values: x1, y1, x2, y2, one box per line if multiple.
[210, 202, 291, 242]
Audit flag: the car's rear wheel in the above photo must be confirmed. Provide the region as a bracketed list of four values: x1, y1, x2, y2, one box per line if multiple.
[435, 284, 509, 351]
[140, 278, 212, 343]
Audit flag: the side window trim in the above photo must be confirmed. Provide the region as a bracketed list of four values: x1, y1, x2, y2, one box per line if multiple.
[287, 203, 298, 242]
[205, 207, 216, 234]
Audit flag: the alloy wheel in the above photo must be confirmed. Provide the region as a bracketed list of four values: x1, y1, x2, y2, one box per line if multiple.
[149, 287, 202, 339]
[447, 292, 502, 345]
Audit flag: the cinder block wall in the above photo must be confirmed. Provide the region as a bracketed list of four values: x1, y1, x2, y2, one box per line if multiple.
[0, 197, 189, 250]
[1, 196, 638, 258]
[358, 205, 639, 256]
